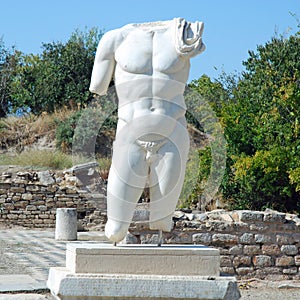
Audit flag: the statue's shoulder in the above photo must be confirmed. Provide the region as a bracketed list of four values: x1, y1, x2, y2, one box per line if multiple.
[99, 28, 125, 50]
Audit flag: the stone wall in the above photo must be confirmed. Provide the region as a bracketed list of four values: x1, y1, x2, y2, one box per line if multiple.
[129, 209, 300, 280]
[1, 169, 300, 280]
[0, 169, 107, 229]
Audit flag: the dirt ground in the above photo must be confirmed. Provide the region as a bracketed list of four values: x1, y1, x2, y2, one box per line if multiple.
[239, 279, 300, 299]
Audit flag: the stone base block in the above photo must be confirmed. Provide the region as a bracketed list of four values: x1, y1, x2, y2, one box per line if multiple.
[47, 267, 241, 300]
[65, 243, 220, 276]
[47, 243, 240, 299]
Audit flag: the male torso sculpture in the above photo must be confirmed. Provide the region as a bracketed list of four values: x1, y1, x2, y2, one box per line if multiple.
[90, 18, 205, 242]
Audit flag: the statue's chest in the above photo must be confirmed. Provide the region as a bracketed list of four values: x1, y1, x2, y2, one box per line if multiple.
[115, 29, 187, 75]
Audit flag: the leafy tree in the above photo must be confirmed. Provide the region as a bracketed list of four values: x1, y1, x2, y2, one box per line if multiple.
[10, 27, 103, 114]
[189, 74, 232, 115]
[181, 76, 229, 209]
[0, 38, 19, 117]
[220, 31, 300, 212]
[56, 90, 118, 156]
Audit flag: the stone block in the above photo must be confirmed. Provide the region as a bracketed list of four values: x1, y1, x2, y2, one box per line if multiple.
[33, 219, 43, 224]
[263, 212, 286, 223]
[276, 234, 294, 245]
[295, 255, 300, 266]
[39, 214, 49, 219]
[43, 219, 54, 224]
[282, 267, 298, 275]
[10, 187, 25, 193]
[46, 186, 58, 193]
[3, 203, 14, 210]
[66, 243, 220, 276]
[26, 185, 40, 192]
[22, 193, 33, 201]
[235, 267, 254, 276]
[37, 171, 55, 185]
[240, 233, 254, 244]
[220, 267, 236, 276]
[212, 234, 238, 245]
[33, 200, 45, 206]
[262, 244, 281, 256]
[37, 205, 47, 211]
[164, 232, 191, 244]
[253, 255, 272, 267]
[233, 256, 252, 268]
[194, 213, 208, 222]
[18, 214, 27, 219]
[243, 245, 261, 255]
[229, 245, 243, 255]
[7, 214, 18, 219]
[249, 224, 267, 231]
[10, 210, 23, 214]
[293, 233, 300, 243]
[66, 188, 77, 195]
[192, 233, 212, 245]
[232, 210, 264, 222]
[26, 205, 37, 211]
[281, 245, 299, 255]
[14, 201, 28, 208]
[276, 256, 295, 267]
[254, 267, 282, 279]
[220, 255, 233, 267]
[121, 232, 139, 244]
[47, 268, 241, 300]
[255, 234, 273, 244]
[0, 183, 11, 189]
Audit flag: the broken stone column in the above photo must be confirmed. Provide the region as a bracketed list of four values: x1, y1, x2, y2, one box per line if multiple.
[55, 208, 77, 241]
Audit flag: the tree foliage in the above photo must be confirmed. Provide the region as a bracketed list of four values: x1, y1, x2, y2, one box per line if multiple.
[1, 22, 300, 214]
[189, 30, 300, 213]
[0, 38, 18, 117]
[9, 27, 103, 115]
[220, 32, 300, 212]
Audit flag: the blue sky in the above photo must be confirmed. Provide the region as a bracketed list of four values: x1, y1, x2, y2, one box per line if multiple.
[0, 0, 299, 82]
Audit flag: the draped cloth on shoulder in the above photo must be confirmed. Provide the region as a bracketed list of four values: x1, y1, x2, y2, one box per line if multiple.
[174, 18, 206, 57]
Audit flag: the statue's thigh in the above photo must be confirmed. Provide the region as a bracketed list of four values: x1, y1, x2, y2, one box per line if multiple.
[149, 122, 189, 195]
[110, 141, 149, 189]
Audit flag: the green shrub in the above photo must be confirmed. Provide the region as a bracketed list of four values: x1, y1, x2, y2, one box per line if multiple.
[179, 147, 212, 209]
[55, 110, 83, 152]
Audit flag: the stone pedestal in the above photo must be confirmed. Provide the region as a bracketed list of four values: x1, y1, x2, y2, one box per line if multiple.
[55, 208, 77, 241]
[47, 243, 241, 299]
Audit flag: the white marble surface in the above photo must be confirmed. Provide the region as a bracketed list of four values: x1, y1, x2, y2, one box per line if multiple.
[90, 18, 205, 242]
[65, 243, 220, 275]
[48, 268, 240, 299]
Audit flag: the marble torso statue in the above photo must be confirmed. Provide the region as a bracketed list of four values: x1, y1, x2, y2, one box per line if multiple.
[90, 18, 205, 242]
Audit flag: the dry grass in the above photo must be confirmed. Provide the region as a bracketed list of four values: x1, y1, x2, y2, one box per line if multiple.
[0, 150, 73, 170]
[0, 108, 114, 171]
[0, 108, 76, 149]
[0, 149, 112, 171]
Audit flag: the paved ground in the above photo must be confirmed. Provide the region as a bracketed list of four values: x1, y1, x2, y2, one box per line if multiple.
[0, 227, 300, 299]
[0, 227, 108, 299]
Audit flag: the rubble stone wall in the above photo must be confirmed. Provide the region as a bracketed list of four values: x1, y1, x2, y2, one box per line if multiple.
[129, 209, 300, 280]
[1, 170, 300, 280]
[0, 170, 107, 229]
